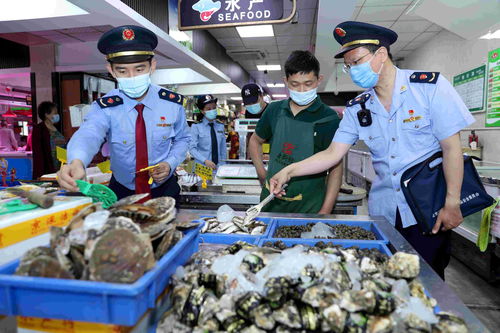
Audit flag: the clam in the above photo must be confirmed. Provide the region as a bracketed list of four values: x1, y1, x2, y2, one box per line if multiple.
[432, 312, 468, 333]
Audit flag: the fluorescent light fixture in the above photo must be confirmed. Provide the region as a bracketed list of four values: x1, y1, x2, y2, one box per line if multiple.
[267, 83, 285, 88]
[230, 97, 243, 101]
[272, 94, 287, 98]
[257, 65, 281, 71]
[236, 25, 274, 38]
[480, 29, 500, 39]
[0, 0, 88, 21]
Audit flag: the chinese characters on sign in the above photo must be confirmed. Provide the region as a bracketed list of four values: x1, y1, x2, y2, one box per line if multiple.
[179, 0, 293, 30]
[486, 48, 500, 127]
[453, 65, 486, 112]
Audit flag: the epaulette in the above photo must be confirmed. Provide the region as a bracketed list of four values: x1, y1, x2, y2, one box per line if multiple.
[96, 96, 123, 109]
[346, 93, 370, 107]
[409, 72, 439, 84]
[159, 88, 184, 105]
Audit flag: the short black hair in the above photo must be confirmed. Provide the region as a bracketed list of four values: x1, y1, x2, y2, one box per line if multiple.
[38, 101, 57, 121]
[284, 50, 320, 78]
[362, 45, 393, 62]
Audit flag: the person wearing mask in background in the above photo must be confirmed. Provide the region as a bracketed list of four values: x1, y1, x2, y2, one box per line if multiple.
[57, 25, 191, 201]
[189, 95, 227, 170]
[241, 83, 268, 119]
[32, 101, 66, 179]
[270, 22, 475, 279]
[0, 120, 18, 152]
[249, 50, 343, 214]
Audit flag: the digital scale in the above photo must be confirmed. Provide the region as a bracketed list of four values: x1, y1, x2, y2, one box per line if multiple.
[235, 118, 260, 160]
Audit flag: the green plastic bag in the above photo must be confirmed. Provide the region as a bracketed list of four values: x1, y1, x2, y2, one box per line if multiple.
[75, 180, 117, 209]
[477, 197, 500, 252]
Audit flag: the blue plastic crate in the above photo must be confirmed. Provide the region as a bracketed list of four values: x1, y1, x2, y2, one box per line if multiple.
[198, 216, 274, 239]
[0, 225, 201, 326]
[267, 218, 389, 243]
[200, 233, 261, 245]
[258, 238, 392, 256]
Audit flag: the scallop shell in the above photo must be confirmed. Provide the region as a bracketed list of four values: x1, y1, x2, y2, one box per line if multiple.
[15, 255, 74, 279]
[88, 229, 154, 283]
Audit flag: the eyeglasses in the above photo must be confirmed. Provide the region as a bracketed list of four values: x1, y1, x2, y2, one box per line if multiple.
[342, 52, 372, 73]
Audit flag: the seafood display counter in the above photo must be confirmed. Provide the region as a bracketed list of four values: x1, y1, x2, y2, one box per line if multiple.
[186, 210, 488, 332]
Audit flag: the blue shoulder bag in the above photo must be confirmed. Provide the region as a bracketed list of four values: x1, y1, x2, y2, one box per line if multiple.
[401, 151, 494, 234]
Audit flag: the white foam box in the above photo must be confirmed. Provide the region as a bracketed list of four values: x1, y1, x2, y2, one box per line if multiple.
[0, 196, 92, 265]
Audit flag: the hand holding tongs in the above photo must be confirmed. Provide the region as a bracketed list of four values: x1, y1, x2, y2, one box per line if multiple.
[244, 184, 288, 223]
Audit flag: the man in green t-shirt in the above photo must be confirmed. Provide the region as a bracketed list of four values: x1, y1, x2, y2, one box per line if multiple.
[248, 50, 343, 214]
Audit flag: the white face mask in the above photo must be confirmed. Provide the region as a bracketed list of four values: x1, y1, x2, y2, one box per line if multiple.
[288, 87, 318, 106]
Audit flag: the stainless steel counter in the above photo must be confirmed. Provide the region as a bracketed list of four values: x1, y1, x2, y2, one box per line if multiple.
[176, 209, 489, 333]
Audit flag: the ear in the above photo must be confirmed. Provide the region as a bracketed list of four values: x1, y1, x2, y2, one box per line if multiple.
[379, 47, 389, 63]
[106, 63, 115, 77]
[318, 74, 324, 85]
[283, 76, 288, 85]
[150, 58, 157, 74]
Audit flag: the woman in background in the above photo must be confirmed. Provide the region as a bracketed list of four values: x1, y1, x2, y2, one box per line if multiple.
[32, 101, 67, 179]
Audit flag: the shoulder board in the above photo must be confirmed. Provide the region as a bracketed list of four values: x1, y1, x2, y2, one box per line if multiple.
[409, 72, 440, 84]
[96, 96, 123, 109]
[158, 89, 184, 105]
[346, 93, 370, 107]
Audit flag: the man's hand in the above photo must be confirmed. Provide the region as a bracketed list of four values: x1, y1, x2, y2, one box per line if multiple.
[205, 160, 217, 169]
[432, 198, 463, 234]
[150, 162, 171, 183]
[270, 167, 291, 197]
[57, 160, 86, 191]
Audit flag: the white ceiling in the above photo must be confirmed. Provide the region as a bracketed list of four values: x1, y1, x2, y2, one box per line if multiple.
[208, 0, 319, 96]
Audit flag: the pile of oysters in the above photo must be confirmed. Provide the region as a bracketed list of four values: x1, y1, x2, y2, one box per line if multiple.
[158, 242, 468, 333]
[201, 216, 267, 235]
[15, 194, 197, 283]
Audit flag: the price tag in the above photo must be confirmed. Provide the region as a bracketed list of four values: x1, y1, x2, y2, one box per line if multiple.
[195, 163, 213, 180]
[56, 147, 67, 164]
[97, 160, 111, 174]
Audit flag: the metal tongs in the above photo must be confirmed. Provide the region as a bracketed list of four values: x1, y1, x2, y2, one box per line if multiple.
[244, 184, 288, 223]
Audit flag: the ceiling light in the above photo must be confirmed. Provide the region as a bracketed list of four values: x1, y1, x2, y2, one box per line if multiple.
[230, 97, 243, 101]
[267, 83, 285, 88]
[257, 65, 281, 71]
[236, 25, 274, 38]
[480, 29, 500, 39]
[272, 94, 287, 98]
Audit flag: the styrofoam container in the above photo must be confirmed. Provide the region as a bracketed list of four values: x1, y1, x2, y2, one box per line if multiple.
[0, 196, 92, 265]
[267, 218, 389, 243]
[0, 225, 201, 326]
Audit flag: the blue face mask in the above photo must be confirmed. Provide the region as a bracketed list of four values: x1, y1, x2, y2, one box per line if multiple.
[116, 72, 151, 98]
[289, 87, 317, 106]
[51, 114, 60, 124]
[204, 109, 217, 120]
[349, 52, 383, 89]
[246, 103, 262, 114]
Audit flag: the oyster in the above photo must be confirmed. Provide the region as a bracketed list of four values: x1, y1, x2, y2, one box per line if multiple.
[300, 303, 320, 331]
[366, 315, 394, 333]
[340, 290, 377, 313]
[432, 312, 468, 333]
[385, 252, 420, 279]
[252, 303, 275, 330]
[264, 277, 292, 309]
[272, 300, 302, 329]
[88, 229, 154, 283]
[344, 312, 368, 332]
[322, 304, 347, 332]
[404, 313, 432, 332]
[236, 292, 262, 319]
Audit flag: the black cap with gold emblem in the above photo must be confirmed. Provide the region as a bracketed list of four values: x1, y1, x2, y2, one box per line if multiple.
[333, 21, 398, 59]
[97, 25, 158, 63]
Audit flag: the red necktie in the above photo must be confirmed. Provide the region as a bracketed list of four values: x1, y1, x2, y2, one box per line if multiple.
[135, 104, 150, 195]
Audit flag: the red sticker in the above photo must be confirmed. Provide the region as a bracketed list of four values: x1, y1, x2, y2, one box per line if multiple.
[335, 27, 346, 37]
[169, 93, 175, 99]
[420, 74, 427, 80]
[409, 109, 414, 115]
[122, 28, 135, 41]
[107, 98, 114, 104]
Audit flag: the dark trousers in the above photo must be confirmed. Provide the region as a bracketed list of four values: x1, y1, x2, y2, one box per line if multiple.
[108, 175, 181, 204]
[395, 210, 451, 280]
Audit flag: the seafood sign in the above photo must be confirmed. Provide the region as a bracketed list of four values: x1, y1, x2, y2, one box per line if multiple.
[180, 0, 286, 30]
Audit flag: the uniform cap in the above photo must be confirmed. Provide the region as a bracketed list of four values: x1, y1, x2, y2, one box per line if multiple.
[97, 25, 158, 63]
[197, 94, 218, 110]
[333, 21, 398, 58]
